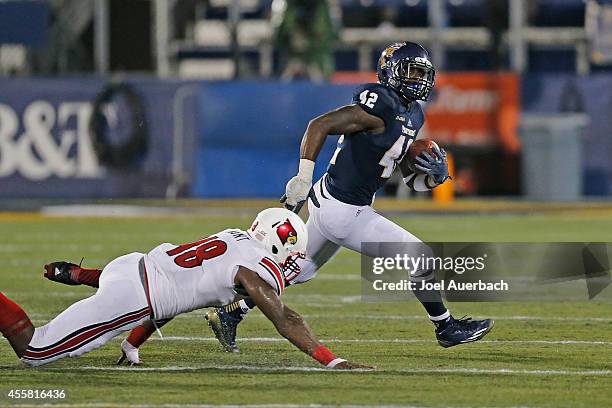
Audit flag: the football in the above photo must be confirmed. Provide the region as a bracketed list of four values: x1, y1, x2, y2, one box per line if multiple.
[407, 139, 441, 172]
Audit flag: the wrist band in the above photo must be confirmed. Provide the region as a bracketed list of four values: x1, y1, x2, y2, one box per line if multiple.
[311, 344, 336, 365]
[326, 358, 347, 368]
[298, 159, 315, 180]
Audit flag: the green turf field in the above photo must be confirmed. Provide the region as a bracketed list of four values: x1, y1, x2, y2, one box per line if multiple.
[0, 211, 611, 408]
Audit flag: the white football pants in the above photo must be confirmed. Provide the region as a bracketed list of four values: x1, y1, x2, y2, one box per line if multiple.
[293, 176, 431, 284]
[21, 253, 150, 367]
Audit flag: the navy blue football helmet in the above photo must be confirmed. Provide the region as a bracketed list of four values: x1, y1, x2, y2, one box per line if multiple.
[377, 42, 436, 102]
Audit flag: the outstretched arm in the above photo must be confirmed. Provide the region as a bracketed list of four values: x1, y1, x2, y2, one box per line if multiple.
[236, 267, 373, 369]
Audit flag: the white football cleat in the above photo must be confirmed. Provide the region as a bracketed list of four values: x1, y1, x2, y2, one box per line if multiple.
[116, 339, 141, 365]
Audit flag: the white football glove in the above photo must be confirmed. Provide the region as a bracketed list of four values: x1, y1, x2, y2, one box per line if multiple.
[282, 159, 314, 212]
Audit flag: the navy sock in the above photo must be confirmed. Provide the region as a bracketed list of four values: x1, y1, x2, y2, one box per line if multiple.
[411, 278, 451, 327]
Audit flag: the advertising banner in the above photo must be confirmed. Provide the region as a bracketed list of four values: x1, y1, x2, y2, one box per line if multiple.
[333, 71, 521, 151]
[0, 78, 194, 198]
[423, 73, 520, 153]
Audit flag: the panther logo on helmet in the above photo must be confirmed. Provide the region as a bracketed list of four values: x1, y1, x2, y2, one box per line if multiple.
[380, 42, 405, 70]
[276, 219, 298, 245]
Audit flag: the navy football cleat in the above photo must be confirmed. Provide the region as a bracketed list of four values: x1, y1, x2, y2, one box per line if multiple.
[435, 316, 494, 348]
[205, 308, 241, 353]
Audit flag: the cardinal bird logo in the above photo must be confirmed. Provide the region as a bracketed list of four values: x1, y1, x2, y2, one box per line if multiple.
[276, 219, 298, 245]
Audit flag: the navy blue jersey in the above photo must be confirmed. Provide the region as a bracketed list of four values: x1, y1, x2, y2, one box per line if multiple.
[325, 83, 425, 206]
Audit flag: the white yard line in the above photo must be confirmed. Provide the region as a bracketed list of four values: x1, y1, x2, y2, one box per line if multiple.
[26, 311, 612, 323]
[296, 314, 612, 322]
[144, 312, 612, 323]
[306, 274, 360, 281]
[0, 404, 440, 408]
[0, 244, 107, 252]
[146, 336, 612, 346]
[38, 365, 611, 376]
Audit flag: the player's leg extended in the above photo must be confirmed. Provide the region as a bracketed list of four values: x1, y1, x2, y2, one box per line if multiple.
[18, 253, 150, 367]
[206, 204, 341, 352]
[337, 207, 493, 347]
[41, 259, 158, 363]
[337, 208, 450, 319]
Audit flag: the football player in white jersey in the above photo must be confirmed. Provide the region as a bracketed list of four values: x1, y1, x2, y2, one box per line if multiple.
[0, 208, 369, 369]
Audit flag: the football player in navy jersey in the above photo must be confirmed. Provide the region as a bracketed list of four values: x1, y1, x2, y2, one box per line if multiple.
[206, 42, 493, 353]
[211, 43, 491, 353]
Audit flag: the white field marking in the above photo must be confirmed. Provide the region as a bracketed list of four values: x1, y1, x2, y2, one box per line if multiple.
[7, 232, 164, 243]
[174, 312, 612, 323]
[41, 364, 612, 376]
[308, 274, 360, 281]
[0, 405, 435, 408]
[0, 243, 108, 252]
[291, 314, 612, 323]
[25, 311, 612, 323]
[2, 259, 110, 267]
[41, 205, 183, 217]
[144, 336, 612, 346]
[286, 294, 364, 303]
[6, 291, 91, 298]
[4, 293, 356, 303]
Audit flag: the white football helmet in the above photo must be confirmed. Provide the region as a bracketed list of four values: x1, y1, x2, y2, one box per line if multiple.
[246, 207, 308, 282]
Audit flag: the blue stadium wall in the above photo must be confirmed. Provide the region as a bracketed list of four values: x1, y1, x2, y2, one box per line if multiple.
[0, 75, 610, 198]
[194, 82, 353, 197]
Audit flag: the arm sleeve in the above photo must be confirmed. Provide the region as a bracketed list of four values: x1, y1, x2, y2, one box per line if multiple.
[403, 172, 439, 192]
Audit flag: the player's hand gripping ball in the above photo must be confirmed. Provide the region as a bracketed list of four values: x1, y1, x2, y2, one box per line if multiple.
[407, 139, 439, 169]
[408, 139, 450, 184]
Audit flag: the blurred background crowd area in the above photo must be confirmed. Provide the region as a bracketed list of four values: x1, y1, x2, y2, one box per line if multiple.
[1, 0, 612, 202]
[3, 0, 612, 77]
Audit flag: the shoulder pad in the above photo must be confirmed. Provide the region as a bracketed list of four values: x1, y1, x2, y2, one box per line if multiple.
[352, 83, 400, 120]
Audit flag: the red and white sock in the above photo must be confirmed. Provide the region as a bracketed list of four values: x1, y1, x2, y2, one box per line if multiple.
[126, 324, 155, 348]
[126, 319, 170, 348]
[0, 292, 32, 338]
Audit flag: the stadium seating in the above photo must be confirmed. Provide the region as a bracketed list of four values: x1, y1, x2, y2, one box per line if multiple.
[175, 0, 598, 78]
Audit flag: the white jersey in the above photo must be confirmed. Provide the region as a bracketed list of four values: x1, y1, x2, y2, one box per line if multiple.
[143, 229, 285, 319]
